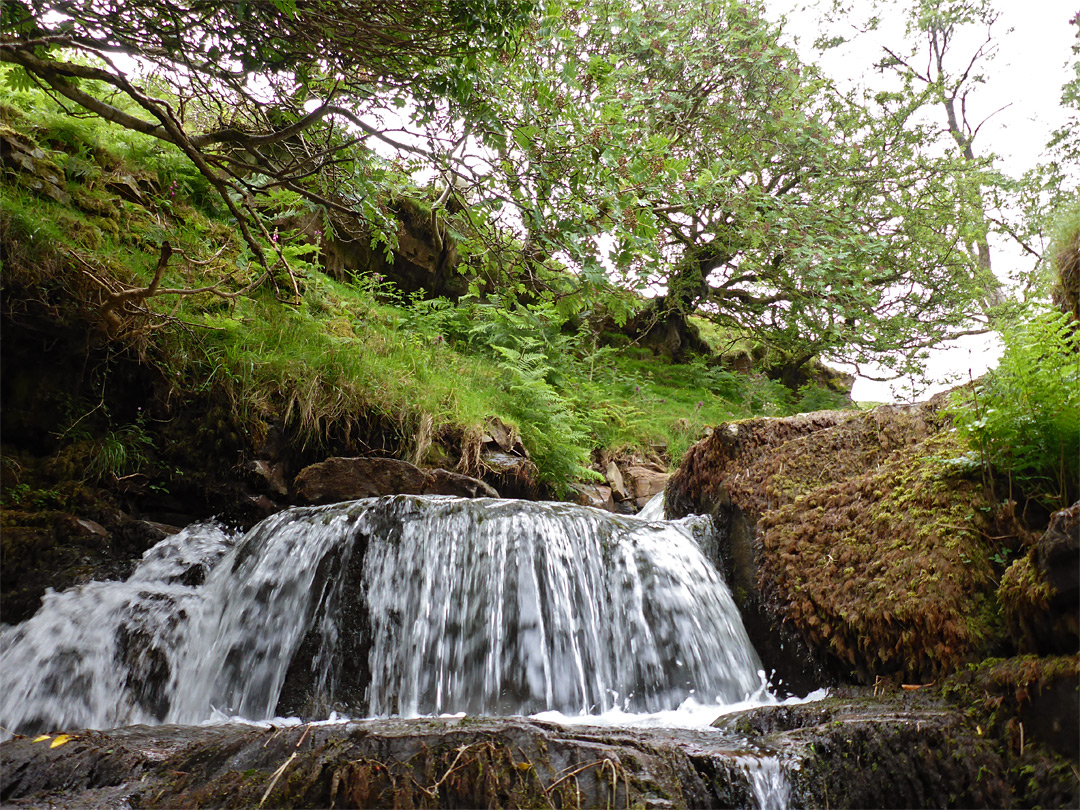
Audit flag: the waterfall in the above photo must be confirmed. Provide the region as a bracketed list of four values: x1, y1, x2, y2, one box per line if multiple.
[1, 495, 765, 737]
[738, 754, 793, 810]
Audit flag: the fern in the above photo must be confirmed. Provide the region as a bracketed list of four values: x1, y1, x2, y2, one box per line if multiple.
[952, 309, 1079, 511]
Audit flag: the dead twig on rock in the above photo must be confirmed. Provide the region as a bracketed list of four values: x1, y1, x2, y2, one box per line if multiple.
[258, 751, 297, 808]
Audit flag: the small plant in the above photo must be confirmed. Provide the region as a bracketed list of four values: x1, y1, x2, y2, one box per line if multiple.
[951, 308, 1079, 512]
[85, 421, 156, 483]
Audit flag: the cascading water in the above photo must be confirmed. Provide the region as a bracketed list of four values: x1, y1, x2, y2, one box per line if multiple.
[1, 494, 807, 808]
[0, 521, 236, 735]
[738, 754, 793, 810]
[1, 495, 768, 736]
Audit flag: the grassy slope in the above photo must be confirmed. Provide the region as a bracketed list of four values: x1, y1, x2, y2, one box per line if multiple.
[0, 81, 848, 495]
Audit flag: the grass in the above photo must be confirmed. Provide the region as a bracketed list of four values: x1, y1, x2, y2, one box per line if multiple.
[1, 75, 850, 494]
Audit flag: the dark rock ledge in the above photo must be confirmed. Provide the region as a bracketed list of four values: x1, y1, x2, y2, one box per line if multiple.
[5, 687, 1072, 809]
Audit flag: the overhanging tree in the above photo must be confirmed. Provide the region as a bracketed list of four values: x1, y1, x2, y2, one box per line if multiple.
[0, 0, 532, 297]
[434, 0, 995, 378]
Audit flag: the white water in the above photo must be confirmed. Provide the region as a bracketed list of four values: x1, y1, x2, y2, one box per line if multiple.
[0, 495, 799, 806]
[738, 754, 793, 810]
[635, 490, 667, 521]
[0, 522, 236, 734]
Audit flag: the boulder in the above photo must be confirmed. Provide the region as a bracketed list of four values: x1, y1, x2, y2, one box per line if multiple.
[665, 397, 1008, 687]
[572, 484, 616, 512]
[425, 469, 500, 499]
[294, 457, 497, 504]
[623, 465, 668, 509]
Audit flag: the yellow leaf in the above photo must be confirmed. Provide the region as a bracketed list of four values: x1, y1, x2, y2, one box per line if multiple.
[50, 734, 73, 748]
[33, 735, 51, 743]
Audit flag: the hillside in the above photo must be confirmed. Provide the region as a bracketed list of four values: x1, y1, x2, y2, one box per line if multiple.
[0, 78, 853, 623]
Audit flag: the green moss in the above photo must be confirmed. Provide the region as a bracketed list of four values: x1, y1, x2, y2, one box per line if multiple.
[756, 421, 1007, 681]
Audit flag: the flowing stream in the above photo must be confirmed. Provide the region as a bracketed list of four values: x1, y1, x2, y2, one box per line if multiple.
[1, 494, 794, 807]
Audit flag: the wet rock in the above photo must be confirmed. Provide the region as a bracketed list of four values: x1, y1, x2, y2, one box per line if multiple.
[114, 517, 177, 554]
[944, 655, 1080, 764]
[716, 690, 1016, 809]
[0, 717, 768, 809]
[294, 457, 497, 504]
[479, 450, 538, 499]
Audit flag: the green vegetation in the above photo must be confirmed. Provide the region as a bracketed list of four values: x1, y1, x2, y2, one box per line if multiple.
[1, 0, 1074, 497]
[951, 309, 1079, 512]
[2, 0, 1009, 383]
[1, 77, 842, 494]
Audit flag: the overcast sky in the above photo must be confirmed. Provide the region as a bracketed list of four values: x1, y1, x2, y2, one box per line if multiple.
[762, 0, 1076, 402]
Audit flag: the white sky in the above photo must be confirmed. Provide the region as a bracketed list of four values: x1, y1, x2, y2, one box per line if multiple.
[762, 0, 1077, 402]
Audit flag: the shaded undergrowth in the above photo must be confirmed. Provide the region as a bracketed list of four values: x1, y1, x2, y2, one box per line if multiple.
[1, 80, 847, 495]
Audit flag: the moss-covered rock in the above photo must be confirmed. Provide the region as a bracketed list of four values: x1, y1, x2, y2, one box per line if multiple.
[999, 503, 1080, 655]
[758, 430, 1004, 683]
[943, 655, 1080, 807]
[667, 396, 1022, 685]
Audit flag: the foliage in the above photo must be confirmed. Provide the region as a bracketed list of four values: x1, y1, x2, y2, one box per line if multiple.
[951, 309, 1080, 511]
[421, 0, 997, 379]
[810, 0, 1029, 310]
[2, 25, 856, 492]
[1, 0, 532, 295]
[1047, 202, 1080, 322]
[5, 0, 1007, 382]
[84, 423, 157, 484]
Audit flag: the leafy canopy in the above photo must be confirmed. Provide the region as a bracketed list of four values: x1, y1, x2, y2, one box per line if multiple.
[2, 0, 998, 379]
[430, 0, 996, 376]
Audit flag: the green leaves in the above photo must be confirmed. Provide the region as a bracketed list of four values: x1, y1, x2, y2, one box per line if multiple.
[952, 309, 1080, 510]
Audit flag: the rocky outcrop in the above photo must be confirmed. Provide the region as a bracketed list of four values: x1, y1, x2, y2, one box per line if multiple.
[999, 502, 1080, 654]
[666, 398, 1015, 687]
[6, 682, 1075, 809]
[717, 681, 1078, 810]
[569, 453, 671, 515]
[294, 457, 498, 504]
[0, 717, 763, 809]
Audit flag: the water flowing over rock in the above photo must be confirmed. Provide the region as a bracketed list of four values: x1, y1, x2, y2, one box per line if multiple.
[1, 495, 763, 737]
[0, 523, 237, 735]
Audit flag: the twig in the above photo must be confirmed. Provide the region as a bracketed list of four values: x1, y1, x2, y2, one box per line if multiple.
[295, 724, 313, 748]
[258, 752, 297, 808]
[544, 759, 608, 795]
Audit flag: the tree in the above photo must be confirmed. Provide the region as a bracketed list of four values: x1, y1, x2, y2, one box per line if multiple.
[428, 0, 995, 378]
[809, 0, 1049, 314]
[2, 0, 998, 381]
[0, 0, 532, 297]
